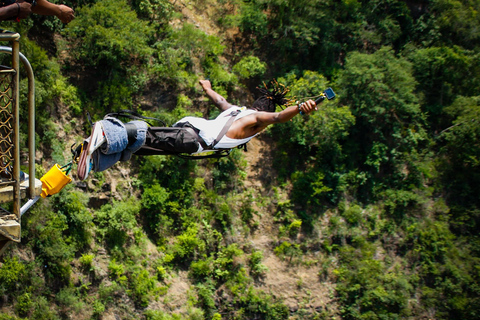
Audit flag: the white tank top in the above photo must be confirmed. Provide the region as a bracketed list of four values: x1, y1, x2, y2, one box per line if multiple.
[175, 106, 258, 153]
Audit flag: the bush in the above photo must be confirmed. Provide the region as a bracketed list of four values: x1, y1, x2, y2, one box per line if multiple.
[154, 22, 226, 89]
[248, 250, 268, 277]
[273, 241, 302, 264]
[213, 244, 244, 280]
[195, 281, 216, 318]
[190, 258, 214, 280]
[108, 259, 126, 282]
[233, 55, 266, 79]
[15, 292, 32, 317]
[27, 208, 75, 283]
[79, 254, 95, 272]
[228, 286, 289, 320]
[63, 0, 154, 111]
[95, 198, 141, 248]
[0, 256, 26, 293]
[171, 224, 206, 261]
[92, 300, 106, 318]
[56, 287, 86, 316]
[335, 244, 415, 319]
[31, 295, 60, 320]
[52, 186, 92, 249]
[341, 204, 364, 225]
[64, 0, 154, 69]
[129, 268, 157, 307]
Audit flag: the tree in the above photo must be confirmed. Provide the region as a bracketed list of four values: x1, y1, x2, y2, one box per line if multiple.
[63, 0, 154, 110]
[406, 46, 480, 131]
[337, 47, 427, 199]
[439, 96, 480, 233]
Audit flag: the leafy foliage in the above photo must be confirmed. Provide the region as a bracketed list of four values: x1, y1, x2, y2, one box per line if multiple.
[2, 0, 480, 319]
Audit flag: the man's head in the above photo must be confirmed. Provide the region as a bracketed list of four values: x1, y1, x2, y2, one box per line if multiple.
[251, 81, 291, 112]
[252, 96, 276, 112]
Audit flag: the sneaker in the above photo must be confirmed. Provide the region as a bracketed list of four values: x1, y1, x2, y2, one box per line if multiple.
[77, 122, 105, 181]
[77, 141, 91, 180]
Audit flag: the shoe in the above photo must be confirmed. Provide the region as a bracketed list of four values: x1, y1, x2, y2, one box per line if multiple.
[88, 122, 106, 155]
[77, 141, 91, 180]
[77, 122, 105, 181]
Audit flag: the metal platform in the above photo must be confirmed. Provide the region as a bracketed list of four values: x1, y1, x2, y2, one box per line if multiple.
[0, 178, 42, 243]
[0, 177, 42, 204]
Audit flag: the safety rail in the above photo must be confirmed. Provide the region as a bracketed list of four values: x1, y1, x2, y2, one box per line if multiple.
[0, 30, 41, 255]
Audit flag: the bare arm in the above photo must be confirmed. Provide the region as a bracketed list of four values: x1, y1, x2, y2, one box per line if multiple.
[32, 0, 74, 23]
[255, 99, 318, 127]
[227, 100, 318, 139]
[199, 79, 233, 112]
[0, 1, 32, 20]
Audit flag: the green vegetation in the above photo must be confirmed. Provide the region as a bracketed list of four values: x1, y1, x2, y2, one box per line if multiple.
[1, 0, 480, 319]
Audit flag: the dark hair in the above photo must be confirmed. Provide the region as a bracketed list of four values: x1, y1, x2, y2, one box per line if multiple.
[252, 80, 292, 112]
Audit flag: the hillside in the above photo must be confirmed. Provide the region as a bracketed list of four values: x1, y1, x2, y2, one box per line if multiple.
[1, 0, 480, 319]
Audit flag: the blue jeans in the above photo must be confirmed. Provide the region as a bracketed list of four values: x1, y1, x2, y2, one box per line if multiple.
[92, 117, 147, 172]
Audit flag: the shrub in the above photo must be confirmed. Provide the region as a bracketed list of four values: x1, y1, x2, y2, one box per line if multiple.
[129, 268, 157, 307]
[213, 244, 244, 280]
[15, 292, 32, 317]
[27, 209, 75, 283]
[190, 258, 214, 280]
[249, 250, 268, 277]
[0, 314, 20, 320]
[52, 77, 82, 116]
[31, 295, 60, 320]
[195, 281, 217, 318]
[92, 300, 106, 318]
[95, 198, 141, 248]
[52, 186, 92, 249]
[141, 183, 171, 236]
[341, 204, 363, 225]
[274, 241, 302, 264]
[172, 224, 206, 261]
[79, 254, 95, 272]
[154, 22, 226, 89]
[0, 256, 26, 292]
[56, 287, 86, 315]
[64, 0, 154, 69]
[108, 259, 126, 282]
[233, 55, 266, 79]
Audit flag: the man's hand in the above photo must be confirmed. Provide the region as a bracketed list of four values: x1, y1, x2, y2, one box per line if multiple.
[199, 79, 232, 111]
[199, 79, 212, 92]
[17, 0, 33, 19]
[57, 4, 74, 23]
[298, 99, 318, 115]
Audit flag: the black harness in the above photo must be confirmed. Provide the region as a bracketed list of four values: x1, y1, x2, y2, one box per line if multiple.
[105, 109, 247, 159]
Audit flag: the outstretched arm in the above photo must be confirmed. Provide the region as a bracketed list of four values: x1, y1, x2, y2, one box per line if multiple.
[32, 0, 74, 23]
[199, 79, 233, 112]
[0, 1, 32, 21]
[227, 100, 318, 139]
[255, 99, 318, 127]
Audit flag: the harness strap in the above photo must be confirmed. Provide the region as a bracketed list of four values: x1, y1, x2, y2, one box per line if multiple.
[210, 109, 241, 149]
[124, 122, 138, 146]
[181, 109, 241, 151]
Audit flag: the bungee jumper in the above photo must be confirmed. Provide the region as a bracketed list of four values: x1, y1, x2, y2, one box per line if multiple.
[25, 79, 335, 200]
[73, 80, 336, 181]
